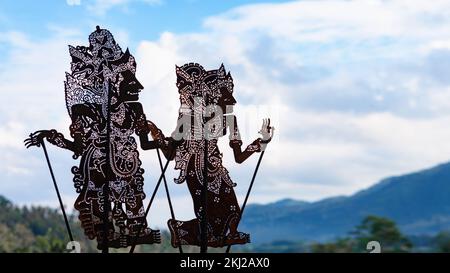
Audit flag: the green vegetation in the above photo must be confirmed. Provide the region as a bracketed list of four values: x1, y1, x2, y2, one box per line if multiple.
[0, 195, 228, 253]
[0, 195, 95, 252]
[237, 215, 450, 253]
[310, 215, 412, 253]
[1, 195, 450, 253]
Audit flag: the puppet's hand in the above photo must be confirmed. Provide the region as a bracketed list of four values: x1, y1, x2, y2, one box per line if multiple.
[24, 130, 55, 148]
[147, 121, 165, 141]
[258, 118, 274, 144]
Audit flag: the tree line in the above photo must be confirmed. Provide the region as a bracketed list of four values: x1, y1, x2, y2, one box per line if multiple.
[1, 195, 450, 253]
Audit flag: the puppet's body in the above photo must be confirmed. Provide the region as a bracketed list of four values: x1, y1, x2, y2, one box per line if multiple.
[70, 102, 156, 248]
[25, 27, 161, 249]
[164, 63, 269, 248]
[169, 138, 248, 247]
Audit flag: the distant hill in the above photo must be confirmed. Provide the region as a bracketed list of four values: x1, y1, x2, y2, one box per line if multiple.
[3, 161, 450, 251]
[240, 162, 450, 243]
[0, 195, 195, 253]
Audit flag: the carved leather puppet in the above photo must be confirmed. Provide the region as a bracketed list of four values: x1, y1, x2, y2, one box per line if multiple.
[24, 27, 162, 249]
[156, 63, 273, 248]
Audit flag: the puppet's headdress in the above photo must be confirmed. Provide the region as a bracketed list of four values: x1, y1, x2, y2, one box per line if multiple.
[64, 26, 136, 116]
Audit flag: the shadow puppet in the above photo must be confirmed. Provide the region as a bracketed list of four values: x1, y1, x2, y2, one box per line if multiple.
[156, 63, 274, 248]
[25, 27, 163, 249]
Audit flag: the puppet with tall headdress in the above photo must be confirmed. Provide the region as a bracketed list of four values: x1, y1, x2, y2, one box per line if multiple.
[25, 27, 163, 249]
[157, 63, 274, 248]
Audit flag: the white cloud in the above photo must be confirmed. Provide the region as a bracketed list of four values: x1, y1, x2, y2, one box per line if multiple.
[66, 0, 81, 6]
[131, 0, 450, 204]
[0, 31, 31, 48]
[87, 0, 127, 14]
[0, 122, 27, 149]
[86, 0, 162, 15]
[0, 28, 86, 206]
[204, 0, 450, 43]
[3, 0, 450, 230]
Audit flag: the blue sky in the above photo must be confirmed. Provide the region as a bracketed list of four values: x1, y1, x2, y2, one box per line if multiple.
[0, 0, 281, 48]
[2, 0, 450, 230]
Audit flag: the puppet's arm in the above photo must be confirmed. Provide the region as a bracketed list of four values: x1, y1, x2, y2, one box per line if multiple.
[131, 102, 162, 151]
[134, 105, 179, 160]
[137, 121, 161, 151]
[229, 117, 274, 164]
[24, 118, 83, 158]
[138, 120, 179, 160]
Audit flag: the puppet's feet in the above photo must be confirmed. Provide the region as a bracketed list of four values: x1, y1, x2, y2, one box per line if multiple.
[131, 228, 161, 245]
[108, 234, 129, 248]
[96, 232, 127, 249]
[168, 219, 181, 248]
[225, 232, 250, 246]
[151, 229, 162, 244]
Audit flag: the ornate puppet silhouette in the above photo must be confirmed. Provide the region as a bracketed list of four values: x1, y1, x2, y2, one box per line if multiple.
[156, 63, 274, 248]
[24, 27, 162, 250]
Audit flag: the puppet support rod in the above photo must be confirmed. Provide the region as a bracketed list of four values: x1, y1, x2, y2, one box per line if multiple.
[226, 150, 265, 253]
[129, 157, 171, 253]
[157, 148, 183, 253]
[41, 140, 75, 244]
[200, 138, 209, 253]
[102, 80, 112, 253]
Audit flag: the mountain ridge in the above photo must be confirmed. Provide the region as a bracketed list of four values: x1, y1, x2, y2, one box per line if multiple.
[241, 161, 450, 243]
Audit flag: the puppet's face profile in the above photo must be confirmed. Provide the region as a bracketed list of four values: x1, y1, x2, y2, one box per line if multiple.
[217, 86, 236, 115]
[117, 70, 143, 102]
